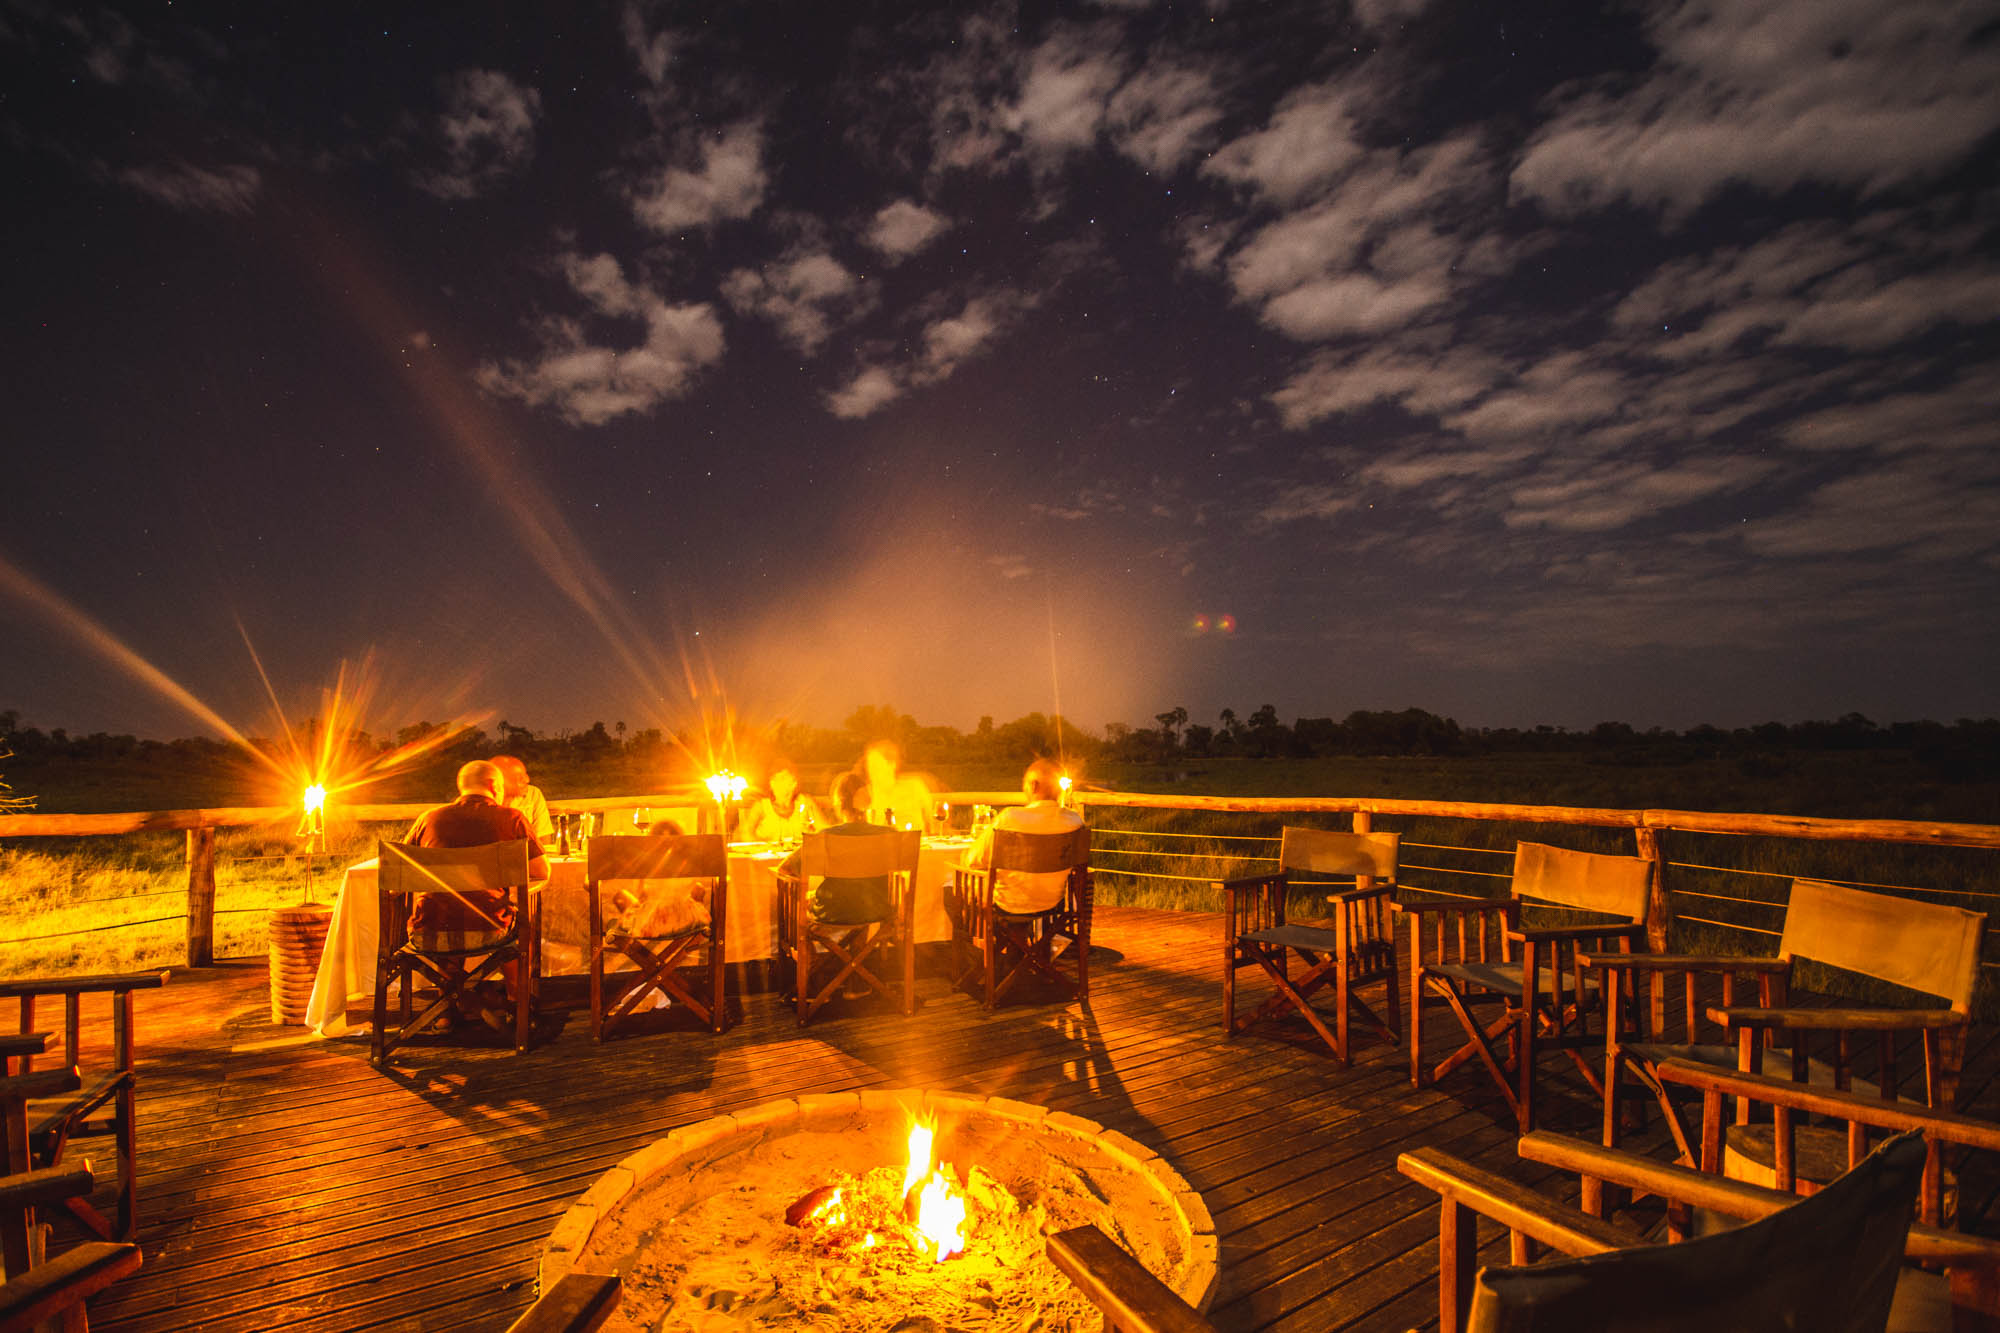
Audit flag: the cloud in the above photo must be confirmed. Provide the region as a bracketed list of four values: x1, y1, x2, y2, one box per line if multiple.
[1504, 454, 1777, 532]
[1002, 29, 1125, 163]
[1615, 221, 2000, 360]
[865, 199, 951, 261]
[988, 553, 1034, 579]
[1269, 346, 1504, 429]
[721, 249, 873, 354]
[1105, 62, 1222, 172]
[116, 161, 260, 214]
[1256, 483, 1357, 525]
[1779, 377, 2000, 455]
[1738, 455, 2000, 561]
[630, 122, 768, 232]
[1512, 0, 2000, 222]
[477, 252, 724, 425]
[1203, 84, 1367, 205]
[826, 365, 904, 419]
[414, 69, 542, 200]
[621, 3, 674, 85]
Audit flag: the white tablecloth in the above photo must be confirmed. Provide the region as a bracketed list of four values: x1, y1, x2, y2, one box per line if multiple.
[304, 838, 970, 1036]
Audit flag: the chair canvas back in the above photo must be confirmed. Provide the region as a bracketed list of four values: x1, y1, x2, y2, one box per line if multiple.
[1781, 879, 1985, 1014]
[379, 839, 530, 898]
[587, 833, 726, 883]
[1467, 1130, 1925, 1333]
[991, 825, 1090, 875]
[800, 828, 920, 879]
[1279, 827, 1399, 880]
[1512, 842, 1651, 922]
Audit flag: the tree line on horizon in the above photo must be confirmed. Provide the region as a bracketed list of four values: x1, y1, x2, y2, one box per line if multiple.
[4, 704, 1997, 785]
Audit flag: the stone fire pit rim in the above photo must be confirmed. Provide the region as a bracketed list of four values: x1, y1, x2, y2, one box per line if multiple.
[540, 1087, 1220, 1314]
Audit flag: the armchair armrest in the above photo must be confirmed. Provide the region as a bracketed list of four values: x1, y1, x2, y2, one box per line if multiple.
[1392, 895, 1509, 917]
[0, 1163, 94, 1211]
[1398, 1146, 1633, 1256]
[1706, 1006, 1965, 1032]
[1507, 922, 1646, 945]
[504, 1272, 621, 1333]
[1328, 881, 1397, 905]
[0, 1240, 143, 1332]
[1046, 1225, 1218, 1333]
[1579, 953, 1788, 972]
[1, 1069, 82, 1102]
[1651, 1058, 2000, 1150]
[1213, 872, 1283, 898]
[0, 973, 166, 999]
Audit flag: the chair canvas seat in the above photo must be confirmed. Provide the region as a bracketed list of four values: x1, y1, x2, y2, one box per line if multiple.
[1403, 840, 1654, 1132]
[1223, 827, 1402, 1067]
[782, 828, 919, 1025]
[955, 824, 1092, 1011]
[372, 838, 537, 1065]
[587, 834, 729, 1040]
[1426, 960, 1603, 1003]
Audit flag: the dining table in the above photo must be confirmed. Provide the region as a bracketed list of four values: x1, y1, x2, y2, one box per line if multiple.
[303, 835, 973, 1037]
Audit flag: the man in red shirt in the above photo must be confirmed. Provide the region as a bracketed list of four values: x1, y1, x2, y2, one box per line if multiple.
[405, 760, 548, 1024]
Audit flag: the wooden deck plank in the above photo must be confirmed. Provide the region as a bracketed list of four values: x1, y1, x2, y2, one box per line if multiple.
[28, 905, 2000, 1333]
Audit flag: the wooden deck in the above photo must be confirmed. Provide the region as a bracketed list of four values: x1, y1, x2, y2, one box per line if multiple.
[46, 906, 2000, 1332]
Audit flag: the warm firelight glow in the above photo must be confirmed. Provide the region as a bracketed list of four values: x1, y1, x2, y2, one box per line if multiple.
[902, 1117, 967, 1263]
[704, 769, 749, 803]
[302, 783, 326, 815]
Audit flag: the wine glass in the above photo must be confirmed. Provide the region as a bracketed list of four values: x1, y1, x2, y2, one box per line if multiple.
[633, 807, 650, 836]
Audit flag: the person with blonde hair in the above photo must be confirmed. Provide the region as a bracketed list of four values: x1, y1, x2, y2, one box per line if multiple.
[492, 754, 555, 843]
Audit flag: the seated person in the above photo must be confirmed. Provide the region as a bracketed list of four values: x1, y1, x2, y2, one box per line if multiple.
[403, 760, 548, 1024]
[783, 771, 892, 924]
[964, 758, 1085, 914]
[739, 766, 822, 842]
[493, 754, 556, 843]
[609, 815, 711, 939]
[859, 739, 936, 830]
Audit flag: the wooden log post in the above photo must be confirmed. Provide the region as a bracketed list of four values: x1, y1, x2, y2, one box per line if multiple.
[185, 826, 216, 968]
[1634, 826, 1668, 1038]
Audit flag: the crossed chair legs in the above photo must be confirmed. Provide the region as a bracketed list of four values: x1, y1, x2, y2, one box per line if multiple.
[1227, 936, 1400, 1067]
[954, 910, 1089, 1010]
[794, 921, 914, 1023]
[593, 928, 727, 1038]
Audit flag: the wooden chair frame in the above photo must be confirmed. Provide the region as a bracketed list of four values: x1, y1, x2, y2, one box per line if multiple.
[777, 829, 918, 1025]
[1045, 1225, 1218, 1333]
[953, 825, 1092, 1011]
[1219, 826, 1401, 1066]
[586, 834, 729, 1039]
[0, 1142, 143, 1333]
[1395, 841, 1652, 1132]
[371, 839, 536, 1066]
[502, 1272, 621, 1333]
[0, 972, 166, 1243]
[1400, 1126, 2000, 1333]
[1590, 877, 1984, 1164]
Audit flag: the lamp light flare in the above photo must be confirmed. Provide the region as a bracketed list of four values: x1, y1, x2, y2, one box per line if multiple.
[704, 769, 748, 802]
[302, 783, 327, 815]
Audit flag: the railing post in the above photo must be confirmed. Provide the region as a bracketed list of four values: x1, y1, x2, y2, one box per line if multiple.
[186, 826, 216, 967]
[1635, 825, 1667, 1036]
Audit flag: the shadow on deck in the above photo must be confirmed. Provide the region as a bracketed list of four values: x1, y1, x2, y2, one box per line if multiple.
[54, 906, 2000, 1332]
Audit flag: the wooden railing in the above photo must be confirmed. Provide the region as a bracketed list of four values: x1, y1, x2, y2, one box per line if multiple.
[3, 790, 1996, 971]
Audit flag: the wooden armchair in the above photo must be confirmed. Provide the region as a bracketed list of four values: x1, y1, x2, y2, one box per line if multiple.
[0, 972, 166, 1242]
[1590, 878, 1985, 1164]
[952, 825, 1093, 1010]
[1, 1139, 143, 1333]
[372, 839, 536, 1066]
[1218, 826, 1401, 1066]
[586, 834, 728, 1039]
[1399, 1126, 1998, 1333]
[777, 828, 918, 1024]
[1395, 842, 1653, 1131]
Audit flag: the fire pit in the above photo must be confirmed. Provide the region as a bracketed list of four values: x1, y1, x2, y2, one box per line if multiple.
[540, 1089, 1219, 1331]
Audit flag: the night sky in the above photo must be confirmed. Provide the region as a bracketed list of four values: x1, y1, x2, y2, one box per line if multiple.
[3, 0, 1996, 744]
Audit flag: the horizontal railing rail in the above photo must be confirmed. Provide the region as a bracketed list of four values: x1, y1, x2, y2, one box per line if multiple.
[5, 789, 1997, 979]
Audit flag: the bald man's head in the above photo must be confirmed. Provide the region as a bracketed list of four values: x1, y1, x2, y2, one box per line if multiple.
[457, 760, 502, 797]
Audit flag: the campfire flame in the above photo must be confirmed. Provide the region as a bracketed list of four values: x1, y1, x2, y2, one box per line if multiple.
[902, 1118, 967, 1263]
[785, 1114, 973, 1264]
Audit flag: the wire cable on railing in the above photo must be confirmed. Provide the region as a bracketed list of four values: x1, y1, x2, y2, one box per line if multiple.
[1669, 860, 2000, 903]
[1403, 842, 1515, 855]
[1402, 862, 1513, 880]
[1670, 888, 1786, 908]
[1675, 913, 1782, 938]
[8, 914, 187, 944]
[1090, 828, 1280, 843]
[1091, 847, 1278, 863]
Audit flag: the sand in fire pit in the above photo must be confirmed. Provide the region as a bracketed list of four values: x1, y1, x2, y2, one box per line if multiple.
[559, 1093, 1210, 1333]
